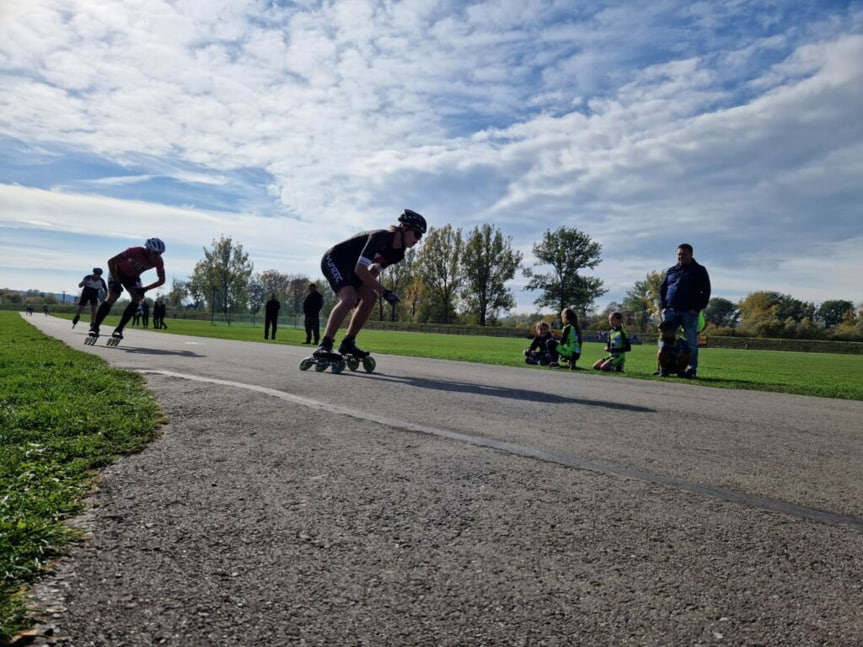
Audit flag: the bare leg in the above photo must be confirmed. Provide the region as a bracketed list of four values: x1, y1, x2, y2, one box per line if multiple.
[321, 286, 359, 341]
[345, 284, 379, 337]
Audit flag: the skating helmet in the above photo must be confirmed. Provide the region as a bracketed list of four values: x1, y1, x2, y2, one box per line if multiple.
[145, 237, 166, 254]
[92, 267, 103, 275]
[398, 209, 427, 235]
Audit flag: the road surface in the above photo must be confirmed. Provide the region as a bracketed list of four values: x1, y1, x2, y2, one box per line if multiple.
[22, 315, 863, 646]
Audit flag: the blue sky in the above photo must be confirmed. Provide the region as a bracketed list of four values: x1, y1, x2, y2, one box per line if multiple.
[2, 0, 861, 313]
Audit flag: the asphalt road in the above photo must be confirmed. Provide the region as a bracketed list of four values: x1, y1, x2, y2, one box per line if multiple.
[21, 315, 863, 646]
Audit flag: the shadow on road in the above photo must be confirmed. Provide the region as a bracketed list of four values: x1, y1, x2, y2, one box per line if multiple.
[353, 372, 654, 412]
[113, 347, 206, 358]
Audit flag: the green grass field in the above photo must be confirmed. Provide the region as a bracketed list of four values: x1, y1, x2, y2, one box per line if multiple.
[2, 310, 862, 640]
[0, 312, 162, 640]
[82, 313, 863, 400]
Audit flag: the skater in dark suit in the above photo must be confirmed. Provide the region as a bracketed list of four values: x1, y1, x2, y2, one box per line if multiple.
[314, 209, 426, 361]
[303, 283, 324, 344]
[72, 268, 108, 328]
[264, 294, 281, 340]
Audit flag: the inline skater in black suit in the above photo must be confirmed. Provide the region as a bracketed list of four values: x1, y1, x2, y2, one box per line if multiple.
[314, 209, 426, 361]
[72, 268, 108, 328]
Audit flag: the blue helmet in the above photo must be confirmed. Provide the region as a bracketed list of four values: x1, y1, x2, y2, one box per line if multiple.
[92, 267, 103, 275]
[145, 237, 166, 254]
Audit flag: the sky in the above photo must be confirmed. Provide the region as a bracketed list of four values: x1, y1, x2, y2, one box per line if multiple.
[1, 0, 862, 314]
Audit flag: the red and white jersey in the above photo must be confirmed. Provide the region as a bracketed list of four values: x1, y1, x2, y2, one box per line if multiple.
[112, 247, 165, 280]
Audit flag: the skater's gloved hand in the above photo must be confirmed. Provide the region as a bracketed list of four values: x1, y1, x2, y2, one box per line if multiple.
[381, 289, 400, 305]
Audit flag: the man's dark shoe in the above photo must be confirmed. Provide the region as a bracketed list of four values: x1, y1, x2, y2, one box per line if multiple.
[683, 367, 697, 379]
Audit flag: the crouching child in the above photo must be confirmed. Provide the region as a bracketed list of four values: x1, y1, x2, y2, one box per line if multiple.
[593, 311, 630, 372]
[524, 321, 554, 365]
[547, 308, 582, 370]
[654, 320, 691, 377]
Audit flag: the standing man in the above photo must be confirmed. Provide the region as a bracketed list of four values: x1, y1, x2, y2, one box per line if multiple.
[89, 238, 167, 342]
[140, 300, 150, 328]
[264, 294, 281, 340]
[659, 243, 711, 378]
[302, 282, 324, 345]
[72, 267, 108, 328]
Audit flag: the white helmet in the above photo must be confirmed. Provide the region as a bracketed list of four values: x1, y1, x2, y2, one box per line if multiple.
[145, 237, 166, 253]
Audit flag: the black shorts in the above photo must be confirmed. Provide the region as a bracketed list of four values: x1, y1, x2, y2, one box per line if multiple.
[108, 273, 145, 299]
[321, 253, 361, 293]
[78, 287, 100, 306]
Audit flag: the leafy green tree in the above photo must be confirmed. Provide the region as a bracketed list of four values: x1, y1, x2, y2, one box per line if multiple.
[623, 271, 663, 332]
[164, 278, 191, 308]
[704, 297, 739, 328]
[381, 247, 417, 322]
[460, 224, 522, 326]
[247, 278, 266, 321]
[415, 224, 463, 324]
[257, 270, 292, 301]
[523, 227, 606, 313]
[189, 235, 254, 324]
[817, 300, 854, 327]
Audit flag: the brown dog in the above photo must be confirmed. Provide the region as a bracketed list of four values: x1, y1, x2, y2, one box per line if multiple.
[656, 320, 691, 377]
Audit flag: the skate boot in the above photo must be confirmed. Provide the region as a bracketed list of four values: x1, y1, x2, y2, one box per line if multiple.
[313, 339, 339, 361]
[84, 326, 99, 345]
[106, 330, 124, 347]
[339, 337, 376, 373]
[72, 314, 80, 328]
[338, 337, 370, 359]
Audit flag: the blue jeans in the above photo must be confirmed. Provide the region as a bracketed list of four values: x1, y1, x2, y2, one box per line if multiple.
[662, 308, 699, 370]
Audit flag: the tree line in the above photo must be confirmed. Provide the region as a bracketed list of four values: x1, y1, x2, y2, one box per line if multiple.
[172, 226, 613, 327]
[4, 225, 859, 341]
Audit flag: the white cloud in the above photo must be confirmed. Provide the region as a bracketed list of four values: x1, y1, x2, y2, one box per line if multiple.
[1, 1, 862, 311]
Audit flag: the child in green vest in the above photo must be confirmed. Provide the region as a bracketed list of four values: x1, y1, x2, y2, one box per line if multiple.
[593, 311, 630, 372]
[548, 307, 583, 369]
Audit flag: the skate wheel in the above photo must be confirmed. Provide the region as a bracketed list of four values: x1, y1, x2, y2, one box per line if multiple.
[299, 358, 314, 371]
[347, 356, 360, 372]
[331, 359, 347, 374]
[314, 360, 328, 372]
[361, 356, 376, 373]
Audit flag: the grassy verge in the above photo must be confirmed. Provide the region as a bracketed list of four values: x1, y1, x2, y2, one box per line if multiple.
[78, 314, 863, 400]
[0, 312, 162, 641]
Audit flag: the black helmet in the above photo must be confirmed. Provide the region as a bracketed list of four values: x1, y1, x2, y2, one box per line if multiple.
[398, 209, 427, 234]
[92, 267, 103, 275]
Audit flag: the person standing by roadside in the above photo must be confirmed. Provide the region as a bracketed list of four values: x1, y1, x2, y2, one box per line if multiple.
[264, 294, 281, 340]
[302, 282, 324, 345]
[659, 243, 711, 378]
[72, 268, 108, 328]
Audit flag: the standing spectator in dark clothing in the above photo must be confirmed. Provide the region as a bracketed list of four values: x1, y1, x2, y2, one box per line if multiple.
[264, 294, 281, 340]
[140, 300, 150, 328]
[302, 283, 324, 345]
[153, 300, 168, 329]
[151, 301, 161, 329]
[659, 243, 711, 378]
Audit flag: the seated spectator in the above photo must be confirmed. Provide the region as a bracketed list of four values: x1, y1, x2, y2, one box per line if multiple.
[593, 311, 630, 372]
[654, 320, 691, 377]
[524, 321, 554, 365]
[547, 308, 583, 370]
